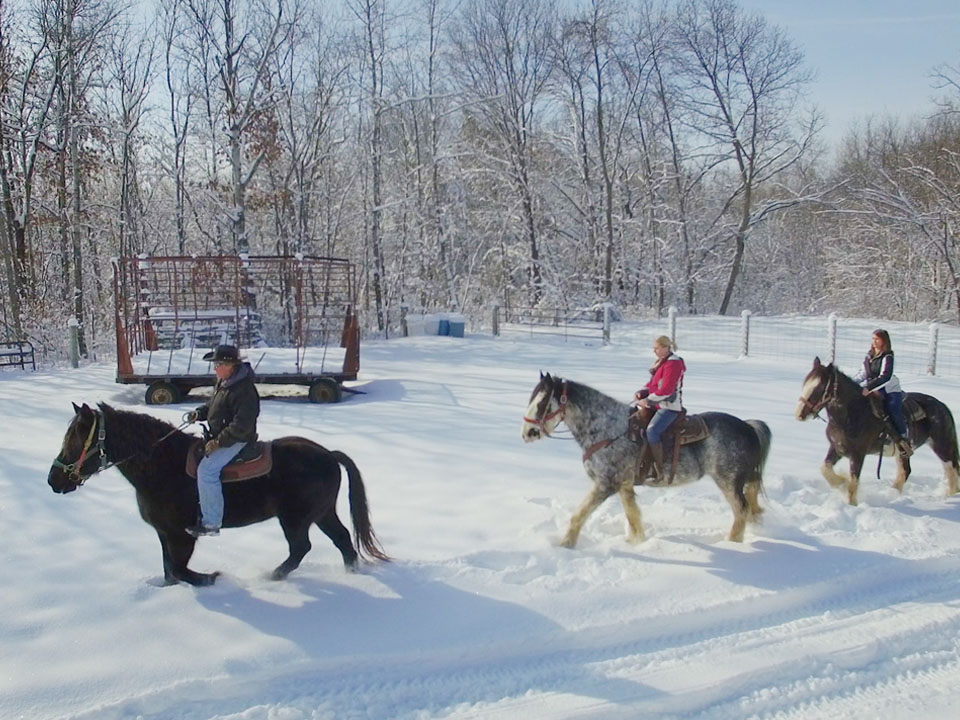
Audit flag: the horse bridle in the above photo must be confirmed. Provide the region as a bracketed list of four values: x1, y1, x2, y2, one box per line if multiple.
[51, 409, 109, 486]
[798, 368, 837, 421]
[524, 381, 568, 437]
[52, 409, 188, 486]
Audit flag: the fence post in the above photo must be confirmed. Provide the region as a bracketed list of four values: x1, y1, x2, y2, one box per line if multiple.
[740, 309, 751, 357]
[602, 304, 611, 345]
[68, 318, 79, 368]
[668, 306, 678, 346]
[827, 312, 838, 364]
[928, 322, 939, 375]
[492, 305, 500, 336]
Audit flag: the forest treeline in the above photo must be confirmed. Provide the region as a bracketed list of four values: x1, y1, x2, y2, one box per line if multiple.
[2, 0, 960, 358]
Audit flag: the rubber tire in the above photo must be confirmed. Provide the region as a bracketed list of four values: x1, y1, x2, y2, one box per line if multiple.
[308, 379, 342, 404]
[145, 381, 183, 405]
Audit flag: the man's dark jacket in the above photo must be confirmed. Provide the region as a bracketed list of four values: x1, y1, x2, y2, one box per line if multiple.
[195, 362, 259, 447]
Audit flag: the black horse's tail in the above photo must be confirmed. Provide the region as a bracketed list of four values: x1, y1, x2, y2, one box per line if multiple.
[331, 450, 391, 562]
[940, 403, 960, 474]
[746, 419, 772, 481]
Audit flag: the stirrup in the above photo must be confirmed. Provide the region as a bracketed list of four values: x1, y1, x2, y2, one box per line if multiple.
[897, 438, 914, 457]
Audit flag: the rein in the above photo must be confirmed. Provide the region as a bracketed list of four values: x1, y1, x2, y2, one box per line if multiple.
[524, 380, 627, 459]
[524, 381, 570, 438]
[52, 409, 189, 486]
[798, 369, 838, 423]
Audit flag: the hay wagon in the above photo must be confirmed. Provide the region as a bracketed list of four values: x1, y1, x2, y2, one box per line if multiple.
[113, 254, 359, 404]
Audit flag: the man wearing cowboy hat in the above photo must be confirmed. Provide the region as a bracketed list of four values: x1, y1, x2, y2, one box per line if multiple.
[185, 344, 260, 537]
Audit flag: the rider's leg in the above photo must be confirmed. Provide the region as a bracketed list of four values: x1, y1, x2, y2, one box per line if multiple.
[646, 409, 679, 481]
[884, 391, 913, 456]
[194, 441, 246, 531]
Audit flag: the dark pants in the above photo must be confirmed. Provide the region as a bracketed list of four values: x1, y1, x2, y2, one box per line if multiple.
[882, 389, 908, 437]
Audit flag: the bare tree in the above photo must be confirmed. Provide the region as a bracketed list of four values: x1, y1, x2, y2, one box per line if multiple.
[183, 0, 289, 254]
[0, 0, 58, 338]
[673, 0, 816, 314]
[448, 0, 556, 305]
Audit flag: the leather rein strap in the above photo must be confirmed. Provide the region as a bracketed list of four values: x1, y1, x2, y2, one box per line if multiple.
[523, 381, 568, 436]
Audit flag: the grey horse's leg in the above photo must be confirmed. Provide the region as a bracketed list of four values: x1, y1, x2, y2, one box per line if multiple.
[618, 481, 644, 544]
[560, 485, 611, 549]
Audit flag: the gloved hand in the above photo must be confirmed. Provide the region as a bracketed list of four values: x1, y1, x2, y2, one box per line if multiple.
[204, 439, 220, 456]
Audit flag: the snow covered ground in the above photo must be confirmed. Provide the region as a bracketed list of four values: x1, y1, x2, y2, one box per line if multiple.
[2, 320, 960, 720]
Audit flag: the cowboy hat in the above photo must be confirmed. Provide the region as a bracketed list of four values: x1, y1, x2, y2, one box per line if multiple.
[202, 344, 242, 363]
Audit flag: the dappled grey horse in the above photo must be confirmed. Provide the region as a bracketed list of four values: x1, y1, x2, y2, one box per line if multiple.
[522, 373, 771, 548]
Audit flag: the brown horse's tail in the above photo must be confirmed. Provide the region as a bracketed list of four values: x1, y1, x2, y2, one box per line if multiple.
[331, 450, 391, 562]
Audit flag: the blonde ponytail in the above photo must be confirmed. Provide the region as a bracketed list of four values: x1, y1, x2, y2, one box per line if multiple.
[654, 335, 675, 351]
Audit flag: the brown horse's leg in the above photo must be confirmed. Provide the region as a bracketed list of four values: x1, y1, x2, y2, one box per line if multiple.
[945, 462, 960, 496]
[618, 481, 644, 544]
[315, 511, 360, 570]
[560, 485, 609, 548]
[893, 453, 911, 493]
[847, 455, 864, 506]
[821, 444, 846, 488]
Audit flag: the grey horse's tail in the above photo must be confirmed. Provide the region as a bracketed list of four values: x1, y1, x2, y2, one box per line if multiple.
[746, 419, 772, 481]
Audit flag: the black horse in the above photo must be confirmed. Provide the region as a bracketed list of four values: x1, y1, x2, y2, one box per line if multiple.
[796, 357, 960, 505]
[47, 402, 389, 586]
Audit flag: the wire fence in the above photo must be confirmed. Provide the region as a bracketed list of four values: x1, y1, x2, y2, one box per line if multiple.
[484, 304, 960, 380]
[664, 310, 960, 378]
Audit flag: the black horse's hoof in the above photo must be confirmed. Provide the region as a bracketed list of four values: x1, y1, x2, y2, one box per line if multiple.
[270, 567, 290, 581]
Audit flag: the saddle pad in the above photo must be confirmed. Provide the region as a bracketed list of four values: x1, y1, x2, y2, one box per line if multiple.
[185, 441, 273, 482]
[676, 414, 709, 445]
[903, 395, 925, 422]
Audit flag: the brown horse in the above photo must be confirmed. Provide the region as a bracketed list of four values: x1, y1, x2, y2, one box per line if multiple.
[796, 357, 960, 504]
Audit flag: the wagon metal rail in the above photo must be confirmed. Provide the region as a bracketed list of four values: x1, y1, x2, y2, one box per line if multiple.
[113, 255, 359, 404]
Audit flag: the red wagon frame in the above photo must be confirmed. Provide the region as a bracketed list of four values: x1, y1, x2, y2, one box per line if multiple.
[113, 254, 360, 404]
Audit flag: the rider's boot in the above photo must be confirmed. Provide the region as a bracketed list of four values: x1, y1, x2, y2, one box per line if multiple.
[649, 441, 666, 483]
[635, 443, 653, 484]
[884, 419, 913, 457]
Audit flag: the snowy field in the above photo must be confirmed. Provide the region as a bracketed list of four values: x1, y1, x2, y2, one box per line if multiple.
[2, 320, 960, 720]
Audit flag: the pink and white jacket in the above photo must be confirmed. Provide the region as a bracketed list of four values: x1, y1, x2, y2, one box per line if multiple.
[644, 353, 686, 412]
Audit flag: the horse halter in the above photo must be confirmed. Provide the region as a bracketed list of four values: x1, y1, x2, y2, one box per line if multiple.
[798, 368, 837, 420]
[52, 409, 108, 486]
[524, 381, 568, 437]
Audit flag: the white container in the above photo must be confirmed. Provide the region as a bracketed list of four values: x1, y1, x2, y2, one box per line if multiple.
[422, 314, 441, 335]
[405, 314, 426, 336]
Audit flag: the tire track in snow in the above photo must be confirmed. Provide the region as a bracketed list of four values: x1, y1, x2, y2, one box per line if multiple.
[61, 558, 960, 720]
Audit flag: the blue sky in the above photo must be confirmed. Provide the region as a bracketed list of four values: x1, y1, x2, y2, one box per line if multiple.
[742, 0, 960, 149]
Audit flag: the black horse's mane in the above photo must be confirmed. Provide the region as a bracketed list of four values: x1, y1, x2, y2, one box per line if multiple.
[98, 403, 196, 471]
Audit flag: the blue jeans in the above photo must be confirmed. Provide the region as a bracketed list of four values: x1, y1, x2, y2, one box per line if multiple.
[196, 441, 246, 528]
[646, 408, 679, 445]
[882, 390, 908, 437]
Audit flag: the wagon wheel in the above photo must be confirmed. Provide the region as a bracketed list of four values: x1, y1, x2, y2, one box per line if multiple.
[308, 379, 342, 404]
[145, 381, 183, 405]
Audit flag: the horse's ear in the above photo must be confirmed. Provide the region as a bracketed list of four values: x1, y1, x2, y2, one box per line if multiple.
[72, 402, 82, 415]
[813, 356, 821, 369]
[540, 370, 545, 379]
